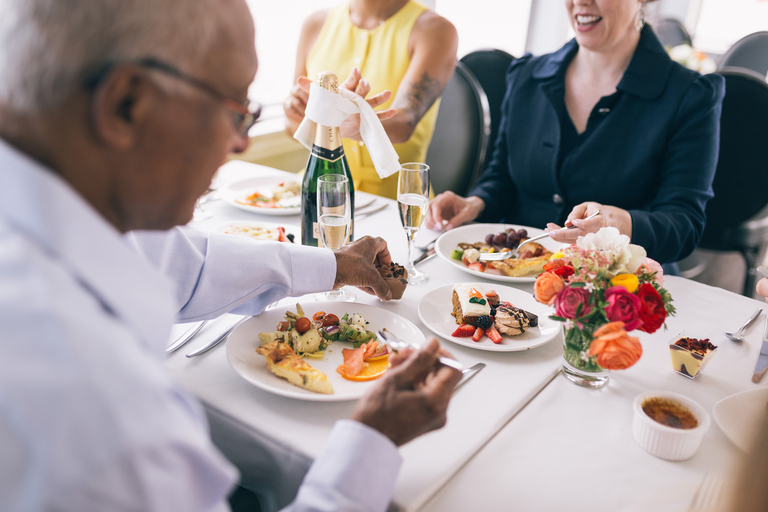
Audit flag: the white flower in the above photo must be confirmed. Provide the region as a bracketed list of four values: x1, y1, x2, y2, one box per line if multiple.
[580, 350, 591, 362]
[669, 44, 693, 63]
[564, 319, 575, 330]
[584, 281, 596, 293]
[577, 227, 646, 276]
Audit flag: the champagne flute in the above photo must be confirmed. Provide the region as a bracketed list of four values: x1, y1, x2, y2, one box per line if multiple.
[317, 174, 355, 302]
[398, 163, 430, 285]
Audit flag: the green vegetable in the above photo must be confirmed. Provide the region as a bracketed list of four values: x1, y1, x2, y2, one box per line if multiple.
[450, 248, 464, 260]
[469, 297, 487, 305]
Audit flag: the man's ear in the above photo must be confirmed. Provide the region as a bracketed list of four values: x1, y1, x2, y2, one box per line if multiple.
[90, 66, 156, 150]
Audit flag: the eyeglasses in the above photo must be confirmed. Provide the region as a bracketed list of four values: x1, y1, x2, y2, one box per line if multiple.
[85, 58, 261, 137]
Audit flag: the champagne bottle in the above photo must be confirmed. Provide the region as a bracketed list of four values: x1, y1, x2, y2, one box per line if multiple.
[301, 71, 355, 247]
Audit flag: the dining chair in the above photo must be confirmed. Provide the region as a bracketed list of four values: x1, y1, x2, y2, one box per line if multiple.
[717, 31, 768, 78]
[695, 67, 768, 296]
[459, 49, 516, 172]
[425, 60, 490, 196]
[650, 18, 693, 48]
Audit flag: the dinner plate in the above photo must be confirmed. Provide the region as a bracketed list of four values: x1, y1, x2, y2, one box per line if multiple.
[417, 282, 559, 352]
[214, 220, 300, 244]
[226, 302, 426, 401]
[435, 223, 566, 283]
[713, 387, 768, 452]
[220, 176, 301, 216]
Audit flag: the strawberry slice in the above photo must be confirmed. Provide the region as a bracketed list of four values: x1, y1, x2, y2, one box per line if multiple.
[472, 327, 485, 342]
[468, 262, 485, 273]
[452, 324, 475, 337]
[486, 326, 503, 344]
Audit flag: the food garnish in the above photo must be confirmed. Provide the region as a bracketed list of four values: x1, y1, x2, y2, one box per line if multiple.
[336, 341, 390, 382]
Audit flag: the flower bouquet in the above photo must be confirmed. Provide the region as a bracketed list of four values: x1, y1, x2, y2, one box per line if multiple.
[534, 227, 675, 388]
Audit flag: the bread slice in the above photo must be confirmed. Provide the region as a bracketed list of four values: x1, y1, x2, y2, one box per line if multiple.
[256, 341, 333, 394]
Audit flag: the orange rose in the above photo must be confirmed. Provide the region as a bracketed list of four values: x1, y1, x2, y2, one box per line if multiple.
[588, 321, 643, 370]
[534, 271, 565, 305]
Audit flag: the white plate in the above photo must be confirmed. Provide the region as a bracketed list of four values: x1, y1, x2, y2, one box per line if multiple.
[417, 282, 560, 352]
[226, 302, 426, 401]
[214, 220, 300, 244]
[713, 387, 768, 452]
[220, 176, 301, 216]
[435, 223, 566, 283]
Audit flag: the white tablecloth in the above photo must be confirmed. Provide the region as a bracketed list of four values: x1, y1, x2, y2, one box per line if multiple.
[166, 161, 768, 511]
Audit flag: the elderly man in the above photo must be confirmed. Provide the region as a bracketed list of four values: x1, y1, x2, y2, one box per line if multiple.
[0, 0, 461, 511]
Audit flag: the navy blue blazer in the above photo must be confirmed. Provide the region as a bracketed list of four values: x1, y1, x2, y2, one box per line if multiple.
[469, 26, 725, 263]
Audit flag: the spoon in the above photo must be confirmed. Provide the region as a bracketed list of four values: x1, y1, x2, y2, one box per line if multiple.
[724, 308, 762, 342]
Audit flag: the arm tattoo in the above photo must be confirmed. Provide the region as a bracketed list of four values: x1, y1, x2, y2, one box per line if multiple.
[397, 72, 443, 128]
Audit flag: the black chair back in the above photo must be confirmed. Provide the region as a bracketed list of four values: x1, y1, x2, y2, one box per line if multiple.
[425, 61, 490, 196]
[460, 49, 516, 172]
[718, 31, 768, 78]
[698, 68, 768, 294]
[651, 18, 693, 48]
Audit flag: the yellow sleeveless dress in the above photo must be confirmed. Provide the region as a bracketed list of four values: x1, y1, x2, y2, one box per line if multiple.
[306, 0, 440, 199]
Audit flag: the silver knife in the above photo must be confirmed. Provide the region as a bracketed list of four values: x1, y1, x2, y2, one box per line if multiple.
[752, 316, 768, 383]
[413, 248, 436, 265]
[186, 316, 250, 358]
[166, 320, 208, 354]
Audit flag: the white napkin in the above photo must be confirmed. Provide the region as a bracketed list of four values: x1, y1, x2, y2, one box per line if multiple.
[293, 82, 400, 179]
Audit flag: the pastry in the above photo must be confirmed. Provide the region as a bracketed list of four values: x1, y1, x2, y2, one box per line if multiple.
[256, 341, 333, 394]
[494, 305, 531, 335]
[451, 284, 491, 326]
[377, 262, 408, 300]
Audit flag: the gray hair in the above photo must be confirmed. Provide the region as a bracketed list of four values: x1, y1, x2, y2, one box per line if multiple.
[0, 0, 222, 113]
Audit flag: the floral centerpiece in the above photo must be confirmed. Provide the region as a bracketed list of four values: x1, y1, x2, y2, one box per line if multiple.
[668, 44, 716, 75]
[533, 227, 675, 388]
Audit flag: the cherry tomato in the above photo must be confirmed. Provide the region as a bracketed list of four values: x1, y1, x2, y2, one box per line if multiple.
[313, 311, 326, 321]
[277, 321, 290, 331]
[322, 314, 340, 327]
[295, 317, 312, 334]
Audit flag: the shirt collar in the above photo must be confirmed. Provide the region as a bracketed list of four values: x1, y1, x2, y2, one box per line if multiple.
[532, 26, 672, 99]
[0, 137, 176, 352]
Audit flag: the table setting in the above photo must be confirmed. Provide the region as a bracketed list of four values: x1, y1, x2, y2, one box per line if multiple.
[166, 159, 768, 512]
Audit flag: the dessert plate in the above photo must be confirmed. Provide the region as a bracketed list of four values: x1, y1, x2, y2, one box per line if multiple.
[226, 302, 425, 401]
[434, 223, 567, 283]
[417, 282, 559, 352]
[220, 176, 301, 216]
[214, 220, 300, 244]
[713, 387, 768, 452]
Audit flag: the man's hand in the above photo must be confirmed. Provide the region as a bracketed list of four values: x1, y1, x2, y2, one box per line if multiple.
[425, 191, 485, 231]
[333, 236, 392, 300]
[351, 338, 462, 447]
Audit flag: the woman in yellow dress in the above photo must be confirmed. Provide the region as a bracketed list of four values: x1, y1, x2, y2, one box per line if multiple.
[284, 0, 457, 199]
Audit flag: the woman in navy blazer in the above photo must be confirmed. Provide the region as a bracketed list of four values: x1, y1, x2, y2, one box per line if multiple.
[426, 0, 725, 264]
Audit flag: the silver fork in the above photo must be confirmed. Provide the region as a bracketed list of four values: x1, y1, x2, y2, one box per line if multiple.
[688, 474, 724, 512]
[378, 329, 465, 371]
[478, 210, 602, 261]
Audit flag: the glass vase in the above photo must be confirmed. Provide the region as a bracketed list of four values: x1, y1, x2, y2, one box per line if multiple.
[562, 324, 610, 389]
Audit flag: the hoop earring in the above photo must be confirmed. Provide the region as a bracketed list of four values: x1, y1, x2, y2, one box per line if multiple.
[635, 2, 646, 31]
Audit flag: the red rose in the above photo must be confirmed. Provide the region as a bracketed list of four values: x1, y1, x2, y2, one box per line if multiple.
[543, 259, 575, 278]
[636, 283, 666, 333]
[604, 286, 643, 331]
[554, 287, 592, 320]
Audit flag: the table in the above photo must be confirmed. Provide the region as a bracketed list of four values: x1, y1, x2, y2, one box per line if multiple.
[166, 160, 768, 511]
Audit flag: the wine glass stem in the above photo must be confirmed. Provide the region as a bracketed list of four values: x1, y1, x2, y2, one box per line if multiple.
[406, 229, 417, 269]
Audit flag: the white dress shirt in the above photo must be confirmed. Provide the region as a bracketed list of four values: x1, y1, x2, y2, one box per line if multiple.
[0, 137, 401, 512]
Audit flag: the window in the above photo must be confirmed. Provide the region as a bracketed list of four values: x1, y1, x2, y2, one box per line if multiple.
[691, 0, 768, 54]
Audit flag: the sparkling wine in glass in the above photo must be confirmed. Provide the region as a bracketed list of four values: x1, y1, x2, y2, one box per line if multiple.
[398, 163, 430, 285]
[317, 174, 355, 301]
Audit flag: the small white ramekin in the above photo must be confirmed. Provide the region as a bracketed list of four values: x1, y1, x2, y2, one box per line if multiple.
[633, 391, 710, 461]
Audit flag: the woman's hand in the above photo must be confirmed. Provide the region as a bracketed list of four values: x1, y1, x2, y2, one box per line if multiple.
[425, 192, 485, 231]
[757, 278, 768, 303]
[545, 202, 632, 244]
[288, 67, 397, 140]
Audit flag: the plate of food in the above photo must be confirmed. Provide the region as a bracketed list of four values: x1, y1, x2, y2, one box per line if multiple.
[220, 176, 301, 216]
[226, 302, 425, 401]
[435, 223, 566, 283]
[713, 387, 768, 452]
[215, 220, 299, 243]
[417, 282, 559, 352]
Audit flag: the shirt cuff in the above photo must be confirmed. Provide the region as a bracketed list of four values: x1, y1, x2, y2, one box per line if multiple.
[301, 419, 402, 510]
[287, 245, 337, 297]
